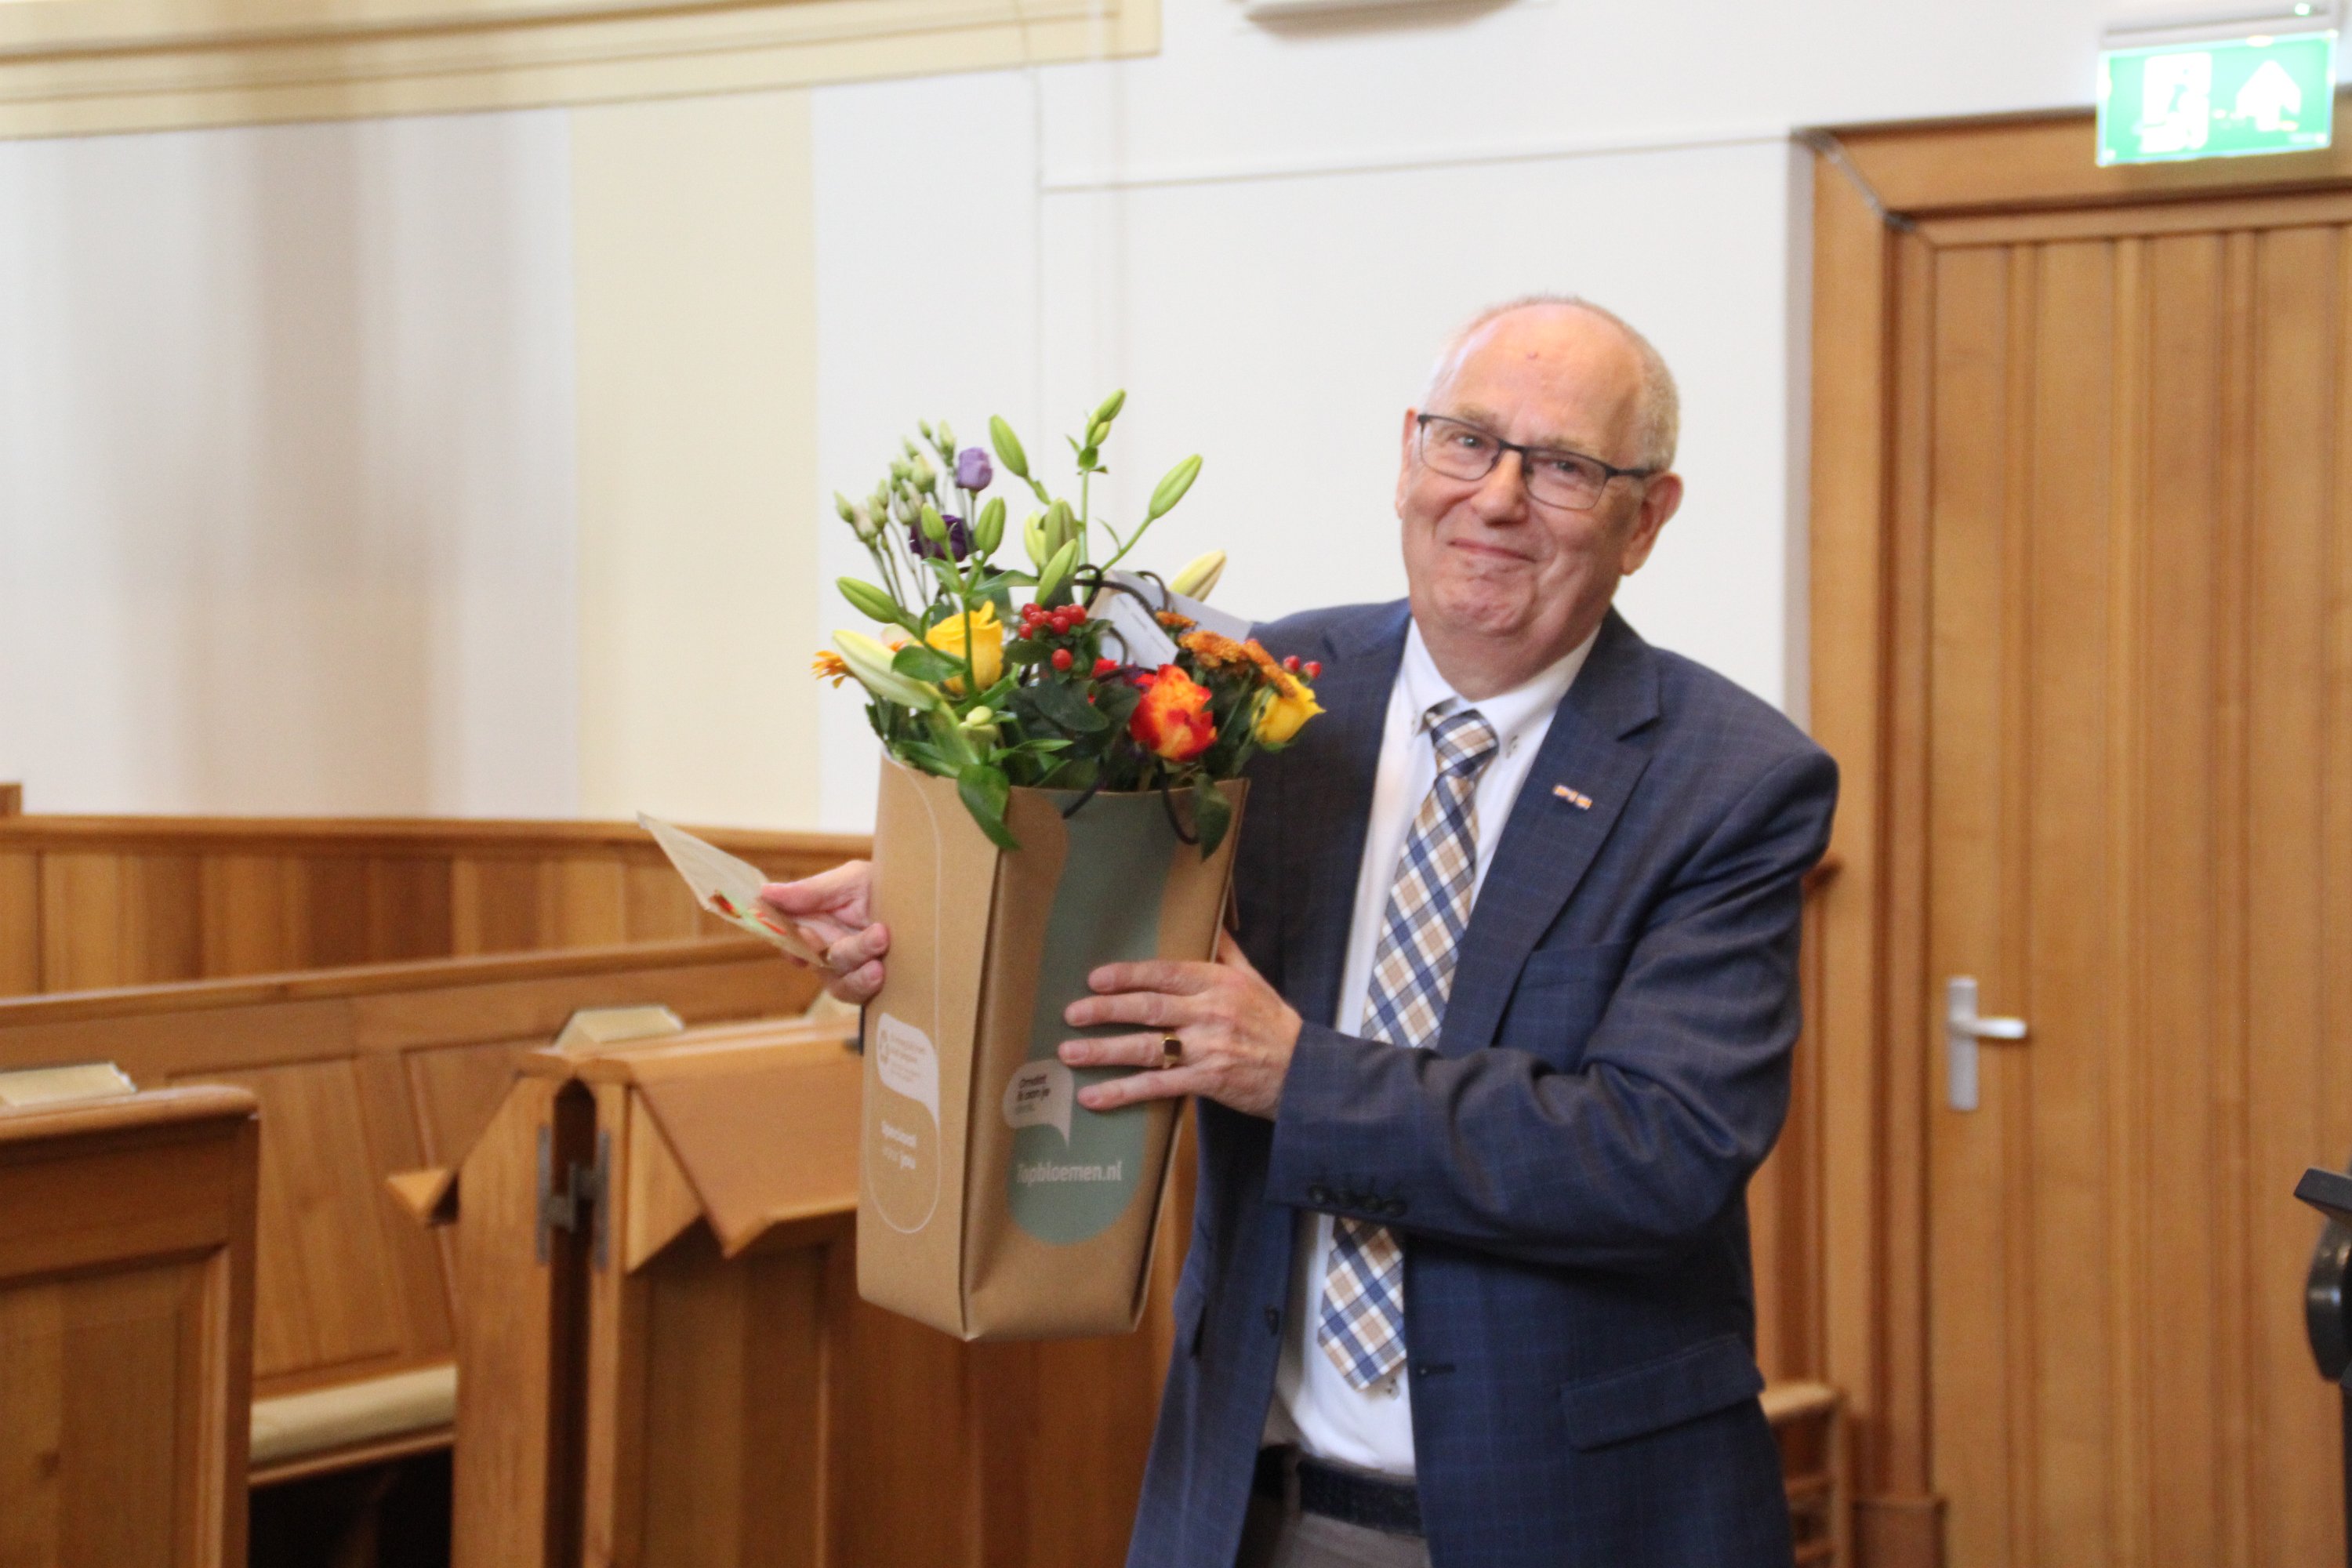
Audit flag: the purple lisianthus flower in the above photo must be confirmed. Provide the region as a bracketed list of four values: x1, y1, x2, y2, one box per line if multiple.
[954, 446, 993, 492]
[910, 515, 973, 561]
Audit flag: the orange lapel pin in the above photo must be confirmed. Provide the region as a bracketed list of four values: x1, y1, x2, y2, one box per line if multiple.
[1552, 784, 1594, 811]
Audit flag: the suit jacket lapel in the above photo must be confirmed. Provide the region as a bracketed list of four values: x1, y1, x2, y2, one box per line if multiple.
[1436, 610, 1662, 1057]
[1279, 603, 1409, 1033]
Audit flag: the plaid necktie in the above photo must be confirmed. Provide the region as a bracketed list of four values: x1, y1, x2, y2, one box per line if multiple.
[1317, 706, 1498, 1392]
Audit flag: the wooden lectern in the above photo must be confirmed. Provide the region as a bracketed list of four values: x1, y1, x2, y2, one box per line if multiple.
[423, 1017, 1180, 1568]
[0, 1083, 259, 1567]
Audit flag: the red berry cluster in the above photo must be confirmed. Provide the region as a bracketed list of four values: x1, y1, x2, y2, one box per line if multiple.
[1281, 655, 1323, 680]
[1018, 601, 1091, 673]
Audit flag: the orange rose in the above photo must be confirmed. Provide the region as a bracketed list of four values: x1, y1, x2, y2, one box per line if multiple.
[1130, 665, 1216, 762]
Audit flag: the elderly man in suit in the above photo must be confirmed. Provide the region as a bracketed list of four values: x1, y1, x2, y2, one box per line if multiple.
[768, 296, 1837, 1568]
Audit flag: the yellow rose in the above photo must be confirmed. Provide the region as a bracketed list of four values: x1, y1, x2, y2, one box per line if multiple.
[924, 601, 1004, 693]
[1254, 668, 1323, 746]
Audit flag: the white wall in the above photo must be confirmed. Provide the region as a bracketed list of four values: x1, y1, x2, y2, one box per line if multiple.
[0, 0, 2200, 826]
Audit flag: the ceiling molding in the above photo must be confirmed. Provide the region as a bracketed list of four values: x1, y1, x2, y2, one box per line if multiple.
[0, 0, 1155, 139]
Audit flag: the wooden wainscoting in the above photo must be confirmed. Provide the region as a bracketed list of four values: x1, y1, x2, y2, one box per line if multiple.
[0, 800, 868, 997]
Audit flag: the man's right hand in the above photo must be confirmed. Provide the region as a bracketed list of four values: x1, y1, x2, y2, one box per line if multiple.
[758, 861, 887, 1006]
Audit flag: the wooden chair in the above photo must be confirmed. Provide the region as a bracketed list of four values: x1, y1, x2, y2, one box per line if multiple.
[1763, 1379, 1851, 1567]
[423, 1015, 1185, 1568]
[0, 1083, 260, 1566]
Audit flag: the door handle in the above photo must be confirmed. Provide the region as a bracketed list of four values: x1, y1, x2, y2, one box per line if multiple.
[1947, 976, 2027, 1112]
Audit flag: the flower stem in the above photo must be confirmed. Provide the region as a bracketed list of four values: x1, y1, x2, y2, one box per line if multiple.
[1097, 513, 1161, 575]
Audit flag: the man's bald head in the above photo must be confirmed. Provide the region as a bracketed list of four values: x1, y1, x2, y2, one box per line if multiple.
[1422, 295, 1680, 473]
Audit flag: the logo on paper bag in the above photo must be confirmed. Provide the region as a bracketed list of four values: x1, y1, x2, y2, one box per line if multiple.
[1004, 1047, 1131, 1244]
[868, 1012, 942, 1232]
[1002, 1061, 1076, 1142]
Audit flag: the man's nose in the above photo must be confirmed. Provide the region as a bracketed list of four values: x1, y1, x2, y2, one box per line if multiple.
[1469, 450, 1530, 521]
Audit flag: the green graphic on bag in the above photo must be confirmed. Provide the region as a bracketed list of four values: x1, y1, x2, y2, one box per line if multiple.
[998, 791, 1172, 1244]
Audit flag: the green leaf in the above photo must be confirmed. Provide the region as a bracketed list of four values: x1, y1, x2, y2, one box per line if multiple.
[1094, 682, 1143, 728]
[1028, 679, 1110, 734]
[1189, 777, 1233, 859]
[892, 643, 962, 683]
[1043, 755, 1100, 792]
[957, 764, 1020, 851]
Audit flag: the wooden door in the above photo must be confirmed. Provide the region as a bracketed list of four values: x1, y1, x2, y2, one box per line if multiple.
[1911, 191, 2352, 1566]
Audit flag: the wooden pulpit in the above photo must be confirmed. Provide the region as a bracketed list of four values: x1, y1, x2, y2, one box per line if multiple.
[423, 1015, 1178, 1568]
[0, 1083, 259, 1567]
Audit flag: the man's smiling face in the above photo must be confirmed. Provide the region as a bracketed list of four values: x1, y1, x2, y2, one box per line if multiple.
[1396, 303, 1680, 670]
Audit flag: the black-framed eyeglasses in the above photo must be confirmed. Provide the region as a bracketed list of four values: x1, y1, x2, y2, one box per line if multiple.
[1414, 413, 1657, 514]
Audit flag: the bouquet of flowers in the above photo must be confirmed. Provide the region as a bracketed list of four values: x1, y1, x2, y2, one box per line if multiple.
[814, 392, 1323, 855]
[819, 396, 1327, 1341]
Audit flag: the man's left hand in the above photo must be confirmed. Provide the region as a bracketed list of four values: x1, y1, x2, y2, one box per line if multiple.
[1058, 931, 1302, 1120]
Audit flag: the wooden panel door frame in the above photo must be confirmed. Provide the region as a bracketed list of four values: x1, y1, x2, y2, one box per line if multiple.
[1809, 104, 2352, 1568]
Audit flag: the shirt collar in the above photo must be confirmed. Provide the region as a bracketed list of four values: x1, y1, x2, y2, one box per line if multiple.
[1398, 618, 1599, 757]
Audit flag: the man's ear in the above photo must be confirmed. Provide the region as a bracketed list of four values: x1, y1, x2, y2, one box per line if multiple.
[1617, 472, 1683, 575]
[1395, 408, 1421, 516]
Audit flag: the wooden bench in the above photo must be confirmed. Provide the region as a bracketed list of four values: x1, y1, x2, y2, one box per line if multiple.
[0, 789, 867, 996]
[0, 936, 820, 1486]
[0, 1083, 260, 1566]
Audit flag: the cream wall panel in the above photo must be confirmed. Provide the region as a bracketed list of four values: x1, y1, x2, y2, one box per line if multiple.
[0, 112, 581, 816]
[810, 69, 1044, 834]
[574, 89, 821, 831]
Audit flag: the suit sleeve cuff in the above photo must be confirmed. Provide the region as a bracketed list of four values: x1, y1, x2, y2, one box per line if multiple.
[1265, 1022, 1411, 1218]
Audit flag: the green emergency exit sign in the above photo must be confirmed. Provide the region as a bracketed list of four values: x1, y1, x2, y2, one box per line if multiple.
[2098, 31, 2337, 164]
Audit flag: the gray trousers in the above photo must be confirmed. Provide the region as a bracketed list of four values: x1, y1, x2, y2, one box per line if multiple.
[1234, 1484, 1432, 1568]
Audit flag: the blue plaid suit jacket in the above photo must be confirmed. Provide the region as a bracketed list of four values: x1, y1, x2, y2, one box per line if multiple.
[1126, 601, 1838, 1568]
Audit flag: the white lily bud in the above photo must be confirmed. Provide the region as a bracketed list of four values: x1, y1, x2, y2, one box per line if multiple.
[1170, 549, 1227, 601]
[835, 630, 940, 710]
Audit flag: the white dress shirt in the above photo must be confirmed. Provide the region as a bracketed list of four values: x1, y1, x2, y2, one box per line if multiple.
[1261, 617, 1597, 1477]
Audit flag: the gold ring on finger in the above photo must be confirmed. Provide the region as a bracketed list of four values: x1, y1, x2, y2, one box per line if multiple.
[1159, 1034, 1183, 1069]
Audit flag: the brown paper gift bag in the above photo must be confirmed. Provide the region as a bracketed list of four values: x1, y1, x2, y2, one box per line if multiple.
[858, 757, 1246, 1340]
